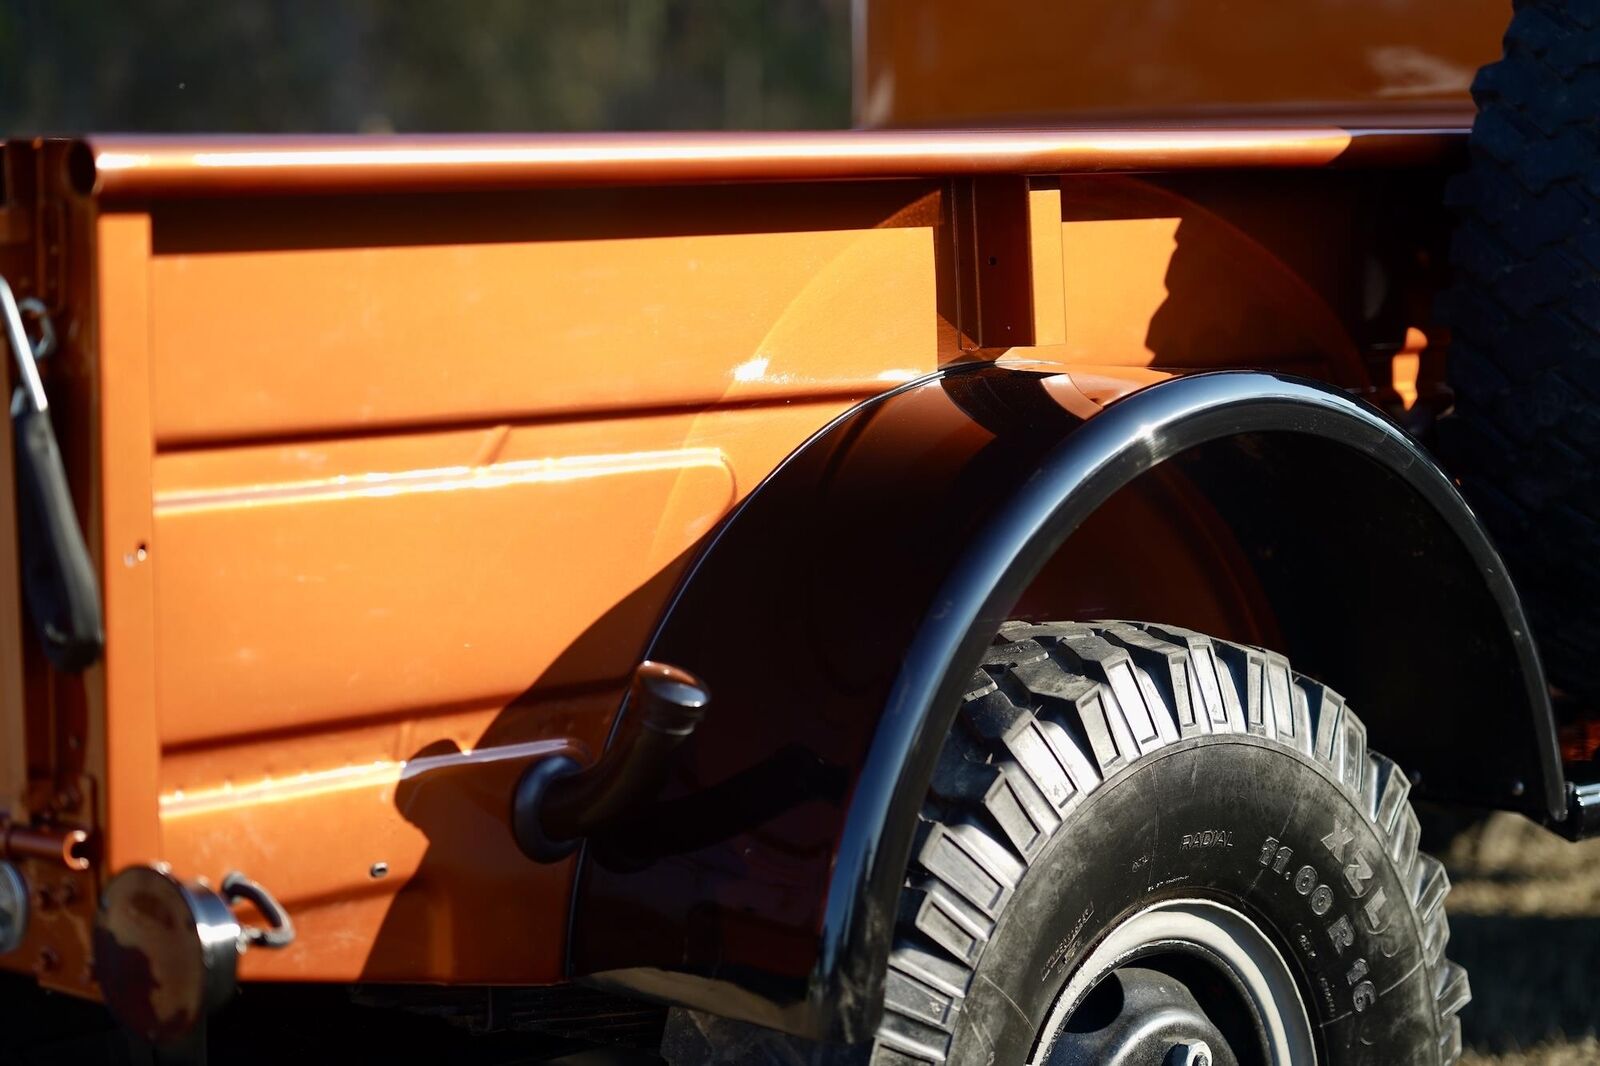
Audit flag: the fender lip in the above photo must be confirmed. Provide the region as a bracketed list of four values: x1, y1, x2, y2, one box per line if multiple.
[574, 367, 1558, 1044]
[819, 369, 1557, 1038]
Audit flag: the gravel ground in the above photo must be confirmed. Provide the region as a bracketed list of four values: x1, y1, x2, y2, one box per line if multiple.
[1440, 812, 1600, 1065]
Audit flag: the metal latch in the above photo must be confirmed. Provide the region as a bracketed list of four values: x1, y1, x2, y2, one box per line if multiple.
[1, 275, 102, 672]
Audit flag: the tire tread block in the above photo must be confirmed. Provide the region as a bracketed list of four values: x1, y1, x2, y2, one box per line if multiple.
[878, 620, 1468, 1064]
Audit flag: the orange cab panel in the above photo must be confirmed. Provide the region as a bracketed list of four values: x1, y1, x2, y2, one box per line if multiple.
[857, 0, 1503, 127]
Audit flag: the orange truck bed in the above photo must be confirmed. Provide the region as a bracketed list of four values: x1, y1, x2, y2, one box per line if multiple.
[16, 5, 1592, 1062]
[0, 122, 1468, 1002]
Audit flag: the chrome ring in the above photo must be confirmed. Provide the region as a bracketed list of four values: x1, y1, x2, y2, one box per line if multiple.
[1032, 898, 1314, 1065]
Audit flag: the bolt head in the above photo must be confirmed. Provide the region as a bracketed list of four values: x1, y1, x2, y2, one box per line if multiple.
[1167, 1041, 1214, 1066]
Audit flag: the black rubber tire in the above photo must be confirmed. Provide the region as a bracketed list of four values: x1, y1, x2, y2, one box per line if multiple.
[1435, 1, 1600, 700]
[869, 621, 1469, 1065]
[660, 621, 1470, 1065]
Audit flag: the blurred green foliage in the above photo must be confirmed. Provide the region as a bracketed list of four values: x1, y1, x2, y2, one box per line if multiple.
[0, 0, 851, 133]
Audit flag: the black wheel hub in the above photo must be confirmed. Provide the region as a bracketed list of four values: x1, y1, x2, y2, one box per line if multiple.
[1044, 965, 1235, 1066]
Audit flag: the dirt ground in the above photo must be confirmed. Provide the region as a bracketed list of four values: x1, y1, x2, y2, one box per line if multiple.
[1440, 812, 1600, 1065]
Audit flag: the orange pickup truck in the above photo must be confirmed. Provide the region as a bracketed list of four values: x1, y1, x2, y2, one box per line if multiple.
[0, 2, 1595, 1063]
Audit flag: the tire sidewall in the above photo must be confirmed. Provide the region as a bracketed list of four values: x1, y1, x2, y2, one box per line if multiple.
[947, 735, 1441, 1065]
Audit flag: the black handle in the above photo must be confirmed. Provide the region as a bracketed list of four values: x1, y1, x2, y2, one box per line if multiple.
[511, 661, 710, 862]
[13, 394, 103, 672]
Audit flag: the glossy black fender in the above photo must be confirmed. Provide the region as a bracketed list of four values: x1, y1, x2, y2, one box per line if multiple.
[570, 365, 1560, 1043]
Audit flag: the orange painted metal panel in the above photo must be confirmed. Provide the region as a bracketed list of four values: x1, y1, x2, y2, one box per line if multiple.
[123, 177, 951, 985]
[146, 185, 940, 443]
[95, 213, 163, 873]
[160, 411, 778, 746]
[0, 118, 1457, 994]
[163, 731, 583, 982]
[948, 176, 1036, 350]
[151, 398, 857, 748]
[1053, 176, 1366, 383]
[150, 398, 861, 983]
[857, 0, 1502, 128]
[1026, 180, 1067, 348]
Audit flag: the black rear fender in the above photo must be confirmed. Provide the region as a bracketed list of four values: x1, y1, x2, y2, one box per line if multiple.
[570, 365, 1558, 1043]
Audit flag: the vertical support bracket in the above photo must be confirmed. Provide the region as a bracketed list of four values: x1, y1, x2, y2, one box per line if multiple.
[1027, 178, 1067, 347]
[950, 175, 1036, 352]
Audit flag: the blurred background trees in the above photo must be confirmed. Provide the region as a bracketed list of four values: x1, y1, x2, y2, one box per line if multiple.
[0, 0, 851, 133]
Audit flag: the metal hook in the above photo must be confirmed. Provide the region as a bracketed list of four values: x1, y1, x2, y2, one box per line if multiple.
[0, 278, 50, 413]
[16, 298, 55, 361]
[220, 870, 296, 950]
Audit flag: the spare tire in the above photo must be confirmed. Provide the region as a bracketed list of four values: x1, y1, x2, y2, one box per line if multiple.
[1437, 1, 1600, 700]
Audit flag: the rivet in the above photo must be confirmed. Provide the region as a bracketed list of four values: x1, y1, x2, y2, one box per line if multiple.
[369, 862, 389, 879]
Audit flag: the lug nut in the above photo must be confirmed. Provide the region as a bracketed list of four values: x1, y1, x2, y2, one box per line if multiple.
[1167, 1041, 1213, 1066]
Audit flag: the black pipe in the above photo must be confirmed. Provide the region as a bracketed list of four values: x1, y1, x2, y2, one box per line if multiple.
[511, 661, 709, 862]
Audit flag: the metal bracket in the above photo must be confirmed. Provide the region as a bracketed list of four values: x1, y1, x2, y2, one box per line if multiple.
[1, 278, 49, 413]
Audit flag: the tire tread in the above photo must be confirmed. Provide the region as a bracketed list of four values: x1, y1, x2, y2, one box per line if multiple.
[1438, 0, 1600, 700]
[872, 621, 1466, 1065]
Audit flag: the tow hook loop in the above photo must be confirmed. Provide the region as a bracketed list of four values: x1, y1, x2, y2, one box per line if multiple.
[0, 276, 103, 672]
[511, 660, 710, 863]
[93, 865, 295, 1045]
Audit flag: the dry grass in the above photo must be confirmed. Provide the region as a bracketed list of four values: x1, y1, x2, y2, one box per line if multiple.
[1439, 812, 1600, 1065]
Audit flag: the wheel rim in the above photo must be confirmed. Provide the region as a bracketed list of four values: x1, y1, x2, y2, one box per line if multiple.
[1031, 899, 1315, 1066]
